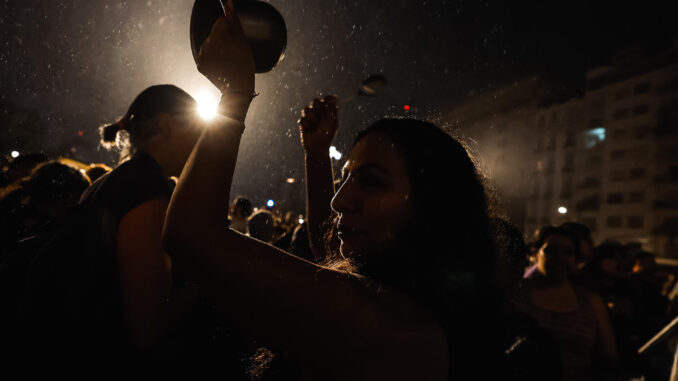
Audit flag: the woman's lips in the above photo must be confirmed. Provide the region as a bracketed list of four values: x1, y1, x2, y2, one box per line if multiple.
[337, 224, 366, 240]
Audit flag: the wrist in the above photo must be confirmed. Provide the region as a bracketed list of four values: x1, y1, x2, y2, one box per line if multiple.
[218, 93, 254, 122]
[304, 147, 332, 159]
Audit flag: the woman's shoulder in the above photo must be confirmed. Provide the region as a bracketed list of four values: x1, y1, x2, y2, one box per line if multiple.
[79, 154, 170, 219]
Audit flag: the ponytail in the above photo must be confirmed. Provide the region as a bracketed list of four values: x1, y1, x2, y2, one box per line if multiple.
[100, 120, 125, 147]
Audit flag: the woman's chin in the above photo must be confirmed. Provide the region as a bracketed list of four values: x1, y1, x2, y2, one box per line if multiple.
[339, 241, 361, 259]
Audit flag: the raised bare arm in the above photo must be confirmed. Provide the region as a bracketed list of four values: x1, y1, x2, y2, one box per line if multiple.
[163, 2, 448, 378]
[299, 95, 339, 262]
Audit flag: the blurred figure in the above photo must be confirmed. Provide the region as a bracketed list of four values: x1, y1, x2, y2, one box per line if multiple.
[0, 161, 89, 260]
[7, 153, 48, 183]
[0, 187, 33, 260]
[288, 221, 313, 262]
[561, 222, 595, 269]
[491, 218, 563, 381]
[629, 252, 668, 337]
[85, 163, 112, 183]
[576, 242, 636, 330]
[229, 195, 253, 233]
[519, 226, 619, 381]
[24, 161, 91, 222]
[247, 209, 276, 243]
[0, 154, 10, 187]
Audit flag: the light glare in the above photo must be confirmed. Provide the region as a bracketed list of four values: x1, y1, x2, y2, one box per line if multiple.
[11, 150, 19, 158]
[329, 146, 342, 160]
[267, 199, 275, 208]
[195, 92, 218, 120]
[558, 206, 567, 214]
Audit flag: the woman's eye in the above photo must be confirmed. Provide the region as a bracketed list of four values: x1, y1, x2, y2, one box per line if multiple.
[358, 175, 385, 189]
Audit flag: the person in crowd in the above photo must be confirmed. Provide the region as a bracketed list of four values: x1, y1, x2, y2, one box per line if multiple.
[560, 222, 595, 269]
[164, 5, 504, 378]
[75, 84, 205, 357]
[0, 154, 10, 187]
[0, 161, 91, 348]
[6, 153, 48, 183]
[0, 161, 90, 260]
[629, 252, 668, 335]
[247, 209, 277, 243]
[86, 163, 112, 182]
[287, 221, 314, 262]
[229, 195, 253, 233]
[491, 218, 563, 381]
[519, 225, 619, 381]
[25, 161, 91, 222]
[577, 241, 632, 309]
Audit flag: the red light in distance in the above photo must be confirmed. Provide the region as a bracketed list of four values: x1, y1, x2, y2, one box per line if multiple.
[403, 105, 410, 111]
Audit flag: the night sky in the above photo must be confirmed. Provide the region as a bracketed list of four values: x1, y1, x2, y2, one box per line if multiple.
[1, 0, 675, 211]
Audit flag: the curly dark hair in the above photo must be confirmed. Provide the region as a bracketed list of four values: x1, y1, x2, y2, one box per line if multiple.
[324, 118, 504, 378]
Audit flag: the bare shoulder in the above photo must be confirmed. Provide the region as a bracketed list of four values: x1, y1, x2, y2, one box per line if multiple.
[361, 282, 450, 380]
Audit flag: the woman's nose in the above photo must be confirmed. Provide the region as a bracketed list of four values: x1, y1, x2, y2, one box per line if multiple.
[331, 178, 357, 215]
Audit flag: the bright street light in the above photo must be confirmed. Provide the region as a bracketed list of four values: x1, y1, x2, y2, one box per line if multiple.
[10, 150, 19, 158]
[329, 146, 342, 160]
[558, 206, 568, 214]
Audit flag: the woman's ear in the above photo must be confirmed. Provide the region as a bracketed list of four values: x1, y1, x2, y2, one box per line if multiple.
[154, 113, 174, 141]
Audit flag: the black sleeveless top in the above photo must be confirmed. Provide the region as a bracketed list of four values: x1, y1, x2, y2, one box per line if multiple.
[73, 153, 172, 361]
[79, 152, 172, 248]
[79, 154, 259, 375]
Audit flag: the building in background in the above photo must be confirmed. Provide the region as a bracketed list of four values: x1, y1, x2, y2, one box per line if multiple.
[447, 76, 564, 228]
[527, 43, 678, 256]
[450, 41, 678, 256]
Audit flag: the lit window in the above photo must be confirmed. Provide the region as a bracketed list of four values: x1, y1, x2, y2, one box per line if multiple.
[584, 127, 606, 148]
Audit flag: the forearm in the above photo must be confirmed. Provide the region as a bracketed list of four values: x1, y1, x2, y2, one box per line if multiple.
[164, 96, 250, 246]
[304, 151, 335, 262]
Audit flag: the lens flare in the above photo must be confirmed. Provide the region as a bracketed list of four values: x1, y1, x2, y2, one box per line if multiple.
[195, 92, 219, 120]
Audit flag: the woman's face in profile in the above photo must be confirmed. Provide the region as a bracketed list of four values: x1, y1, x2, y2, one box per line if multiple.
[331, 132, 414, 259]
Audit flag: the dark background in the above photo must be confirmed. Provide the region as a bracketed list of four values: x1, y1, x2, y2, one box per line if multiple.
[1, 0, 675, 212]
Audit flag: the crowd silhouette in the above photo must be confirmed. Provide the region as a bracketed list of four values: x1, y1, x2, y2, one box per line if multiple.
[1, 2, 677, 380]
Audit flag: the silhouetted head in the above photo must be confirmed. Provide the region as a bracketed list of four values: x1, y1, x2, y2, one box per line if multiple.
[247, 209, 276, 243]
[560, 221, 594, 264]
[587, 241, 625, 279]
[100, 85, 202, 176]
[330, 118, 494, 302]
[231, 195, 254, 219]
[534, 225, 579, 283]
[24, 161, 91, 219]
[632, 251, 657, 275]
